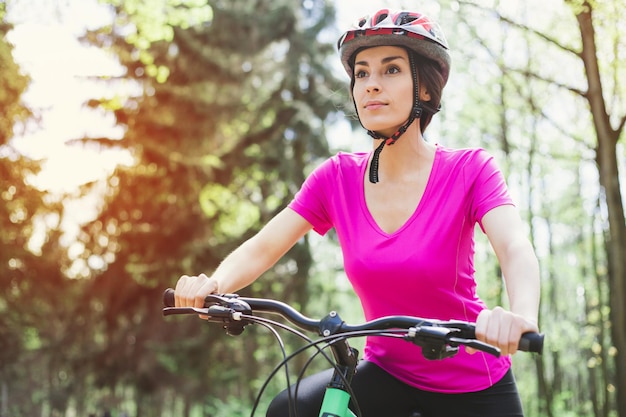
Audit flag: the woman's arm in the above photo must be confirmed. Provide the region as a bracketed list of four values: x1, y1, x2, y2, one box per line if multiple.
[476, 204, 541, 355]
[175, 207, 313, 309]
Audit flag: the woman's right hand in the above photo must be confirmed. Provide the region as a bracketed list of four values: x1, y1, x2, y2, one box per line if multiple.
[174, 273, 219, 309]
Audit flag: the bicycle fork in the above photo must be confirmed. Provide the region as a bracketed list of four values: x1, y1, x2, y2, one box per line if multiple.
[318, 312, 359, 417]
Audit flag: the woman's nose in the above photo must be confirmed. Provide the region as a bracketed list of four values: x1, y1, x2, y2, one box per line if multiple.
[365, 76, 381, 92]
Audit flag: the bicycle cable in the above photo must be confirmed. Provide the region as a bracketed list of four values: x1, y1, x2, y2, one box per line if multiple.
[241, 314, 325, 417]
[254, 326, 409, 417]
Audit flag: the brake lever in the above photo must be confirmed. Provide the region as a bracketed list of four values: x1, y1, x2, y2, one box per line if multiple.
[163, 295, 254, 336]
[162, 306, 211, 316]
[205, 293, 240, 305]
[447, 337, 501, 357]
[162, 305, 236, 318]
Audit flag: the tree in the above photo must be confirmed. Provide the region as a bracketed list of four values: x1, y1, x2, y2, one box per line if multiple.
[0, 4, 73, 416]
[568, 4, 626, 416]
[449, 1, 624, 415]
[67, 0, 345, 413]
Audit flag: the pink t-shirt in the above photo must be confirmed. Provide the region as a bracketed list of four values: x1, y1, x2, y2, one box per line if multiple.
[288, 145, 515, 393]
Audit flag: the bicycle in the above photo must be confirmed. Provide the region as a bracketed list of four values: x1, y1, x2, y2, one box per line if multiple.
[163, 289, 543, 417]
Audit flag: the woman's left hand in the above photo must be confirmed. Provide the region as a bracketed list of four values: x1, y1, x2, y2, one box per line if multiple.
[471, 307, 539, 356]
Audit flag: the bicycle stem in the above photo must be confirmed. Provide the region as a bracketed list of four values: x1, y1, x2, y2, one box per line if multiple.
[320, 311, 359, 387]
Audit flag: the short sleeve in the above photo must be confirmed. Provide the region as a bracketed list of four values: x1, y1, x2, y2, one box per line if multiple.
[469, 150, 514, 231]
[288, 158, 335, 235]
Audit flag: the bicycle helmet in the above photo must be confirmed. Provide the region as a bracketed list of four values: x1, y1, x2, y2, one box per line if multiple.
[337, 9, 451, 183]
[337, 9, 450, 82]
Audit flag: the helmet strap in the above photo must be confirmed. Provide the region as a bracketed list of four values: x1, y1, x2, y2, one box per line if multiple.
[366, 51, 422, 183]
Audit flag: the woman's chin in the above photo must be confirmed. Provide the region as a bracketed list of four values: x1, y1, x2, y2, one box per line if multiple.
[363, 126, 398, 138]
[360, 118, 406, 138]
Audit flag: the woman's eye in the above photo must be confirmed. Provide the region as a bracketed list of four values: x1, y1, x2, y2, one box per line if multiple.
[355, 70, 367, 78]
[387, 66, 400, 74]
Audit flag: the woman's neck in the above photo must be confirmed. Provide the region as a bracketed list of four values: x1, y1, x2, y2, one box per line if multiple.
[371, 127, 436, 181]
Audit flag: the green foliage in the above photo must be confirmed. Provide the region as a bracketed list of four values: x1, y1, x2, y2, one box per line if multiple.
[199, 183, 260, 238]
[15, 0, 347, 414]
[2, 0, 625, 415]
[106, 0, 213, 82]
[0, 15, 69, 417]
[441, 1, 624, 416]
[203, 396, 257, 416]
[0, 18, 30, 145]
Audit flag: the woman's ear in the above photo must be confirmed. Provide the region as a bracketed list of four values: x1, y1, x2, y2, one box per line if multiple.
[420, 88, 431, 102]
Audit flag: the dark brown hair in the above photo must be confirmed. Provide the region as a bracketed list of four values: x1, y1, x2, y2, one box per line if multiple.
[412, 51, 445, 133]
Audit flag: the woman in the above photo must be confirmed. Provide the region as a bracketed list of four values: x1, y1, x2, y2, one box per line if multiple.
[175, 9, 540, 417]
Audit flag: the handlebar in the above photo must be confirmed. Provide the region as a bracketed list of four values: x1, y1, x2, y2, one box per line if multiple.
[162, 288, 544, 357]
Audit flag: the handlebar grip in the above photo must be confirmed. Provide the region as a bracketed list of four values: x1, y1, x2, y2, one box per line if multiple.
[519, 332, 544, 354]
[164, 288, 176, 307]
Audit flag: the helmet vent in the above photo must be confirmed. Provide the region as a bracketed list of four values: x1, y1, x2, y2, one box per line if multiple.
[398, 12, 417, 25]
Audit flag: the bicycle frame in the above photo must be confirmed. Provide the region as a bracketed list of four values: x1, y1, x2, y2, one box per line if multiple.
[320, 388, 355, 417]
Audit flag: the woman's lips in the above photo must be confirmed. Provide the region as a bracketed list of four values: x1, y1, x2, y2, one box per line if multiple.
[364, 101, 387, 110]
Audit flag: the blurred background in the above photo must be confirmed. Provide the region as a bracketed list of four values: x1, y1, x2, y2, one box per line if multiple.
[1, 0, 625, 416]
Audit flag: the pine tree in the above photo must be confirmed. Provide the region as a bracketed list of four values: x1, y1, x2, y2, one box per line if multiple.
[72, 0, 346, 411]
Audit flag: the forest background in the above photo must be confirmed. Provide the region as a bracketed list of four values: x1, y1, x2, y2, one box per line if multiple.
[1, 0, 625, 416]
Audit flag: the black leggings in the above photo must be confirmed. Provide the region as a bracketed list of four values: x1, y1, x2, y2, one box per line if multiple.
[266, 361, 524, 417]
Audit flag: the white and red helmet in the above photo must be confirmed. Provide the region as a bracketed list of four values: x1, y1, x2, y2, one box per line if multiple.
[337, 9, 451, 83]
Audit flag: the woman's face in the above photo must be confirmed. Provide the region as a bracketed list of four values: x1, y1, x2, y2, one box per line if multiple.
[352, 46, 420, 138]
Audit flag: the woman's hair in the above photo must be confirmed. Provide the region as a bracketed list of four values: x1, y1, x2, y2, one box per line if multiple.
[412, 52, 445, 134]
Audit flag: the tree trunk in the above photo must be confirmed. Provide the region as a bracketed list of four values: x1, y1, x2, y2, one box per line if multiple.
[1, 381, 6, 417]
[591, 200, 612, 417]
[573, 3, 626, 416]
